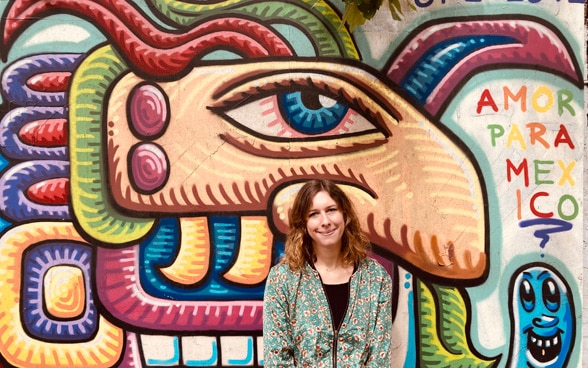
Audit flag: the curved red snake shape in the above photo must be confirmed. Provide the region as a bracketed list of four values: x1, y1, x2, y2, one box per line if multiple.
[1, 0, 293, 77]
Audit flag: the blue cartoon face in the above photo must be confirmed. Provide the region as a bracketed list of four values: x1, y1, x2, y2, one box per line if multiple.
[511, 265, 574, 368]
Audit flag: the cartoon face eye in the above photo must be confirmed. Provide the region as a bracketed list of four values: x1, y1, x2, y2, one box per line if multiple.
[543, 278, 560, 312]
[210, 69, 397, 157]
[520, 279, 535, 312]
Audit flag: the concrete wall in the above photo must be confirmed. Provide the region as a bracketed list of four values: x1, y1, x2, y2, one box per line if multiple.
[0, 0, 583, 367]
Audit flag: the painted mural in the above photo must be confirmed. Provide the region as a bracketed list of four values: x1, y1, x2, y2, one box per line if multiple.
[0, 0, 583, 367]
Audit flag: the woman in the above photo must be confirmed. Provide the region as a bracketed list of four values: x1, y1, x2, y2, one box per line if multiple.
[263, 179, 392, 367]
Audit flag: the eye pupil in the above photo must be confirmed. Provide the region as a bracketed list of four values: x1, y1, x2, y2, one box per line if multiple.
[299, 91, 325, 110]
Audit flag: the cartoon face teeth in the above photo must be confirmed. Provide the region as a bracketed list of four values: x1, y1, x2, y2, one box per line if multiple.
[527, 330, 561, 364]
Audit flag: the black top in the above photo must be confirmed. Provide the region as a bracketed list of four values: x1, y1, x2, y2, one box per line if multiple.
[322, 281, 350, 330]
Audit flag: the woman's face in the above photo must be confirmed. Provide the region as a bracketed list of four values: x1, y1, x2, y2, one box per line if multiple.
[306, 190, 346, 251]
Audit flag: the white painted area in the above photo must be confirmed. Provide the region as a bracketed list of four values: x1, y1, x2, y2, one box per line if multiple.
[23, 24, 91, 46]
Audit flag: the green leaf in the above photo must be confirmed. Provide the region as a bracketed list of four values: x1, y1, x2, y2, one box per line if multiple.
[342, 2, 367, 31]
[388, 0, 403, 20]
[356, 0, 384, 19]
[340, 0, 419, 27]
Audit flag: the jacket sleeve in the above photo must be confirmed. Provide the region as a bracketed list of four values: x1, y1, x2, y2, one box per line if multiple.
[263, 266, 297, 367]
[365, 268, 393, 367]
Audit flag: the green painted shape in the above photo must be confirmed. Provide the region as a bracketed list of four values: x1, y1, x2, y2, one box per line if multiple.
[69, 45, 154, 245]
[146, 0, 359, 59]
[417, 280, 500, 367]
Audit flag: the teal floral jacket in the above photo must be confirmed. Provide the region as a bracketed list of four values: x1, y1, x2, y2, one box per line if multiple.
[263, 257, 393, 367]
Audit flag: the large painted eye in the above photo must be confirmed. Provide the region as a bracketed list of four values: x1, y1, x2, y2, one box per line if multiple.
[221, 91, 381, 141]
[542, 278, 560, 312]
[520, 279, 535, 312]
[212, 70, 395, 155]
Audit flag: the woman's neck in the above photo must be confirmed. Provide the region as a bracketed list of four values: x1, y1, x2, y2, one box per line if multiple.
[313, 245, 344, 271]
[313, 248, 353, 284]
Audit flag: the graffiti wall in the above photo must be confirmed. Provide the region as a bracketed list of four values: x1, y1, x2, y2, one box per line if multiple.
[0, 0, 583, 367]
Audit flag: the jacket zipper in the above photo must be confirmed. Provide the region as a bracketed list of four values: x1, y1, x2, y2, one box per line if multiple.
[318, 273, 351, 368]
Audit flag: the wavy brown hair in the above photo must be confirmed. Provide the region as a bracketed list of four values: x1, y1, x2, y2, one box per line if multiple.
[281, 179, 370, 271]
